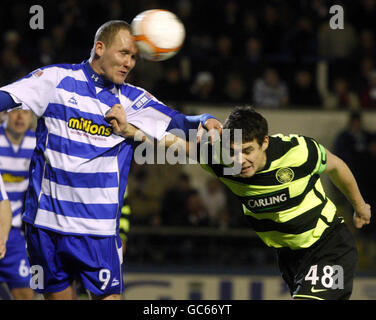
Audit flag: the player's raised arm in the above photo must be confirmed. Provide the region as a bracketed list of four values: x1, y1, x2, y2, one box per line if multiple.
[105, 101, 222, 151]
[324, 148, 371, 228]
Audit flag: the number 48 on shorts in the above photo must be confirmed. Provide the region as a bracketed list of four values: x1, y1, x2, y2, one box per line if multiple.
[305, 264, 344, 289]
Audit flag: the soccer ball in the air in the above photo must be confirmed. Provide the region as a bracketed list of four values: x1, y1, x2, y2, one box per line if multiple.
[131, 9, 185, 62]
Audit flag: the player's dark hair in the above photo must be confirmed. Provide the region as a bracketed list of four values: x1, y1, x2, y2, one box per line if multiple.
[91, 20, 131, 57]
[223, 106, 268, 145]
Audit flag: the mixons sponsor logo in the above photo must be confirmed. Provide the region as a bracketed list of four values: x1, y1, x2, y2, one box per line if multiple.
[68, 117, 113, 137]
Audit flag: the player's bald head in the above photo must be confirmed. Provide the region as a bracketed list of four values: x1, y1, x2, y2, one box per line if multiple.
[91, 20, 131, 58]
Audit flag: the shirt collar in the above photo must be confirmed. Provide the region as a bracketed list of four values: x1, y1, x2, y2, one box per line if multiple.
[83, 60, 114, 89]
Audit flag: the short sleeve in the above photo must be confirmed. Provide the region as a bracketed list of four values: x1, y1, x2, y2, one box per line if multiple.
[315, 142, 327, 174]
[303, 136, 327, 175]
[0, 66, 59, 117]
[120, 88, 178, 141]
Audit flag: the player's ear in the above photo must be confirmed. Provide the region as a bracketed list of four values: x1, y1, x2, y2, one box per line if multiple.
[262, 135, 269, 151]
[94, 41, 106, 58]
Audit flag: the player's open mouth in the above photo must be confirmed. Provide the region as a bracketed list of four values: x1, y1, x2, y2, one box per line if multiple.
[241, 166, 251, 173]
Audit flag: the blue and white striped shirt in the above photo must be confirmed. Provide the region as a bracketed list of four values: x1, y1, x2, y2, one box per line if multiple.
[0, 61, 180, 236]
[0, 127, 35, 228]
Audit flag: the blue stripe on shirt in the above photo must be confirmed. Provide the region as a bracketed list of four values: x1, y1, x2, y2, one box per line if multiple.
[57, 76, 119, 107]
[47, 133, 119, 159]
[44, 164, 119, 189]
[0, 147, 34, 158]
[39, 194, 118, 220]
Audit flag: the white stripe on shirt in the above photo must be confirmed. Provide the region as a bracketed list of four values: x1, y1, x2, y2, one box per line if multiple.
[44, 148, 118, 173]
[41, 179, 119, 204]
[34, 209, 117, 236]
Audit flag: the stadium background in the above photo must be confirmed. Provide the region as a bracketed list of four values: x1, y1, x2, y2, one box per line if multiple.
[0, 0, 376, 299]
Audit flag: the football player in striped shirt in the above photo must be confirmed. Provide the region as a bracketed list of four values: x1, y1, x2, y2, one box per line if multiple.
[125, 105, 370, 299]
[197, 106, 371, 300]
[0, 109, 35, 299]
[0, 20, 221, 300]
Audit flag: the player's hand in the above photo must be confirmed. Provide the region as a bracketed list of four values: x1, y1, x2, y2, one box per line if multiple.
[105, 104, 129, 137]
[353, 203, 371, 229]
[0, 234, 7, 259]
[197, 118, 223, 144]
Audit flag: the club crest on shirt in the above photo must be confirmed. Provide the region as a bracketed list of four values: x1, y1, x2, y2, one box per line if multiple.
[276, 167, 294, 183]
[31, 69, 44, 78]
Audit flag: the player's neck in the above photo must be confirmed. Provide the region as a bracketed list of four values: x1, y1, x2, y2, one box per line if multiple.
[88, 58, 104, 77]
[257, 151, 268, 173]
[87, 60, 114, 88]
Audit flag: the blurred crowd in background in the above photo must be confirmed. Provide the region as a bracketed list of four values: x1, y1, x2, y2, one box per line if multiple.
[1, 0, 376, 110]
[0, 0, 376, 269]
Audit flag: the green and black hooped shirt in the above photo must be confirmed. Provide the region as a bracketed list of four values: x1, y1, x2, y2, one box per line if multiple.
[200, 134, 341, 250]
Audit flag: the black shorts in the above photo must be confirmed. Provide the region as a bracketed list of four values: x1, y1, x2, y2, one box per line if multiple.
[276, 218, 358, 300]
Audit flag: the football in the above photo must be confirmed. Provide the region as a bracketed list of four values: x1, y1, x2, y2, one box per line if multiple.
[131, 9, 185, 62]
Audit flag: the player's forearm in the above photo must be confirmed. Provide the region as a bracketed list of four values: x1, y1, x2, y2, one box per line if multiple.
[166, 113, 217, 140]
[0, 200, 12, 241]
[326, 156, 366, 210]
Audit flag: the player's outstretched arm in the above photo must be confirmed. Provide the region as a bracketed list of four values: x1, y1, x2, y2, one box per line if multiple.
[0, 199, 12, 259]
[324, 148, 371, 229]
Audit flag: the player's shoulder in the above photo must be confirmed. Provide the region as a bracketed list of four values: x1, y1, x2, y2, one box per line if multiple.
[40, 63, 83, 72]
[119, 82, 150, 101]
[29, 63, 84, 78]
[271, 133, 315, 147]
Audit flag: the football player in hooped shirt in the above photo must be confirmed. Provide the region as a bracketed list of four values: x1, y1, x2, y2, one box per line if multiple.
[0, 109, 35, 300]
[0, 20, 222, 300]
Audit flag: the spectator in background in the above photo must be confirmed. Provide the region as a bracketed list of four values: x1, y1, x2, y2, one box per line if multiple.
[242, 37, 265, 87]
[355, 57, 375, 92]
[253, 68, 289, 108]
[1, 31, 23, 84]
[241, 11, 260, 39]
[322, 77, 360, 110]
[190, 71, 217, 102]
[259, 4, 286, 60]
[38, 37, 55, 66]
[210, 34, 235, 87]
[317, 20, 358, 76]
[200, 178, 229, 229]
[318, 5, 359, 77]
[224, 72, 247, 103]
[290, 70, 321, 107]
[154, 64, 188, 103]
[360, 70, 376, 109]
[132, 58, 163, 93]
[159, 173, 196, 226]
[285, 16, 318, 65]
[185, 190, 210, 227]
[334, 111, 371, 196]
[358, 29, 376, 60]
